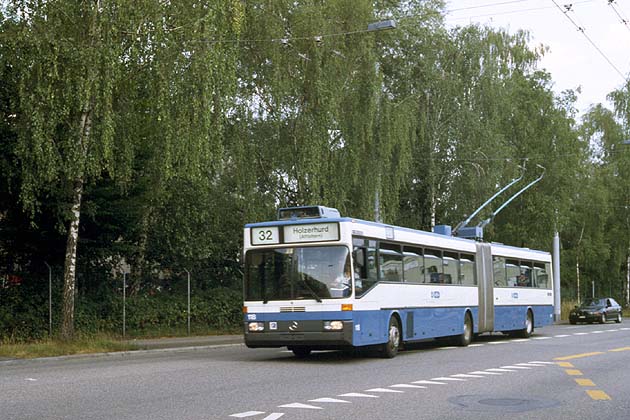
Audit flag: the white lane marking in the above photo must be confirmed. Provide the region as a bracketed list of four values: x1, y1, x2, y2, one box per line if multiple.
[592, 331, 605, 334]
[390, 384, 427, 389]
[366, 388, 404, 393]
[573, 332, 589, 336]
[262, 414, 285, 420]
[500, 366, 531, 370]
[431, 377, 467, 382]
[554, 335, 571, 338]
[230, 411, 265, 418]
[278, 403, 322, 410]
[412, 380, 447, 385]
[515, 363, 547, 367]
[25, 378, 38, 382]
[438, 347, 458, 350]
[607, 329, 619, 332]
[451, 374, 485, 378]
[308, 398, 351, 403]
[488, 341, 510, 345]
[620, 327, 630, 330]
[511, 339, 530, 342]
[532, 337, 551, 340]
[485, 368, 516, 372]
[529, 361, 555, 364]
[469, 344, 485, 347]
[339, 393, 379, 398]
[469, 371, 502, 375]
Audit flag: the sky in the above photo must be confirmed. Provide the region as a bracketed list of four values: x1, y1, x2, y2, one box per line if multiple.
[443, 0, 630, 115]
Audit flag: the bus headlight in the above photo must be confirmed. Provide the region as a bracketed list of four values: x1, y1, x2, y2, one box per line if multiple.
[324, 321, 344, 331]
[248, 322, 265, 332]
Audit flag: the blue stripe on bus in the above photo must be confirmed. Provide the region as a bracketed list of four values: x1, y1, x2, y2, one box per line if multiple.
[245, 304, 554, 347]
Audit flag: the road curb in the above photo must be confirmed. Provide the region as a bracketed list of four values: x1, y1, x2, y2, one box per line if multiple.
[0, 342, 244, 367]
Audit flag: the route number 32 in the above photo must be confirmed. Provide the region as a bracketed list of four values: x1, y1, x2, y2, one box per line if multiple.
[252, 227, 279, 245]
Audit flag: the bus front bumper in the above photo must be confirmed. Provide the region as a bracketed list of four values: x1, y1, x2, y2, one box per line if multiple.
[244, 320, 354, 349]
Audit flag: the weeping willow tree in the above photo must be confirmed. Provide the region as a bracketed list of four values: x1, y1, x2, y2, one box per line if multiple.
[4, 0, 243, 339]
[229, 0, 418, 222]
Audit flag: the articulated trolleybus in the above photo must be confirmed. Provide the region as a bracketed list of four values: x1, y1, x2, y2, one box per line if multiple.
[242, 206, 554, 358]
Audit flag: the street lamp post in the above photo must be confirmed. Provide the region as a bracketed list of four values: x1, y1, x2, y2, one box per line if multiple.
[367, 20, 396, 222]
[622, 140, 630, 306]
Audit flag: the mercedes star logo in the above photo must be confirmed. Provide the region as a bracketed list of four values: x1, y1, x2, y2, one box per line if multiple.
[289, 321, 299, 331]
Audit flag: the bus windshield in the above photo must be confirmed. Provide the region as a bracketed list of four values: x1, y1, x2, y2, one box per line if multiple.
[245, 246, 351, 301]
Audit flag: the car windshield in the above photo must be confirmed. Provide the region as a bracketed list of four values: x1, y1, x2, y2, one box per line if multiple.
[581, 298, 604, 307]
[245, 246, 351, 301]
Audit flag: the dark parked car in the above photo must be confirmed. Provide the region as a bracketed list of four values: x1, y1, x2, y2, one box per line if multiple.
[569, 298, 623, 324]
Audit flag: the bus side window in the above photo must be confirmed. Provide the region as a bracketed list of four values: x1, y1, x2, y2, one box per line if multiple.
[366, 243, 378, 289]
[379, 242, 403, 282]
[424, 249, 442, 283]
[506, 259, 520, 287]
[443, 251, 458, 285]
[353, 246, 366, 295]
[493, 256, 507, 287]
[459, 253, 476, 286]
[403, 246, 424, 283]
[534, 262, 549, 289]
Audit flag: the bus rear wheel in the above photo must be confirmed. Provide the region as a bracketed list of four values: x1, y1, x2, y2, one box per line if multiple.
[453, 313, 473, 346]
[515, 310, 534, 338]
[381, 317, 401, 358]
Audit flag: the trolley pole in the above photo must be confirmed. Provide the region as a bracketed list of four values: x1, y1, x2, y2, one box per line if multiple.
[553, 231, 561, 322]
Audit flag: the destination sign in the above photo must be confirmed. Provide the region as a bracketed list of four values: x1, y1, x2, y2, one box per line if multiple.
[283, 223, 339, 243]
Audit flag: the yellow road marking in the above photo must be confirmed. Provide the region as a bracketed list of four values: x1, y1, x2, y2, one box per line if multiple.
[565, 369, 583, 376]
[554, 352, 604, 361]
[609, 347, 630, 352]
[586, 390, 611, 400]
[556, 362, 574, 368]
[575, 378, 596, 386]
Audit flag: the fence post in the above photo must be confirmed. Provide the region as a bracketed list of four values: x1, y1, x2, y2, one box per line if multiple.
[45, 262, 52, 337]
[120, 263, 131, 339]
[184, 269, 190, 336]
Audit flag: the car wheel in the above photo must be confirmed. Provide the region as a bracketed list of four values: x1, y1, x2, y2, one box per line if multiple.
[381, 316, 401, 358]
[616, 313, 622, 323]
[599, 313, 607, 324]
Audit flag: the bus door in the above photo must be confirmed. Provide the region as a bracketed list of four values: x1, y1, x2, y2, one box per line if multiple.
[476, 243, 494, 332]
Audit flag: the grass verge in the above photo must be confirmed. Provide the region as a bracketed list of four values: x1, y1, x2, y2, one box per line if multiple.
[0, 335, 139, 359]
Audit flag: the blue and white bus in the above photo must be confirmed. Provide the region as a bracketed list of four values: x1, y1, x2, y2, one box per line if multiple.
[242, 206, 554, 358]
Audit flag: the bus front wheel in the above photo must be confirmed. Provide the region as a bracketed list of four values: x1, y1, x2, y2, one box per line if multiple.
[289, 347, 312, 358]
[381, 317, 401, 358]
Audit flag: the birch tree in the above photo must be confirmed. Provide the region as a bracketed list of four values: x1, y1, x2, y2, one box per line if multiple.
[4, 0, 242, 339]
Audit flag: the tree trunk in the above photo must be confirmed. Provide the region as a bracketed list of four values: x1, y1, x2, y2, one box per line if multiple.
[60, 105, 92, 340]
[60, 177, 84, 340]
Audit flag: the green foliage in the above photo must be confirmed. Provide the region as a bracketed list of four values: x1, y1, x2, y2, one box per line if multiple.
[3, 0, 630, 341]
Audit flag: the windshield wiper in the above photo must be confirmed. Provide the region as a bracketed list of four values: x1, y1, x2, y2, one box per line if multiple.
[297, 275, 322, 302]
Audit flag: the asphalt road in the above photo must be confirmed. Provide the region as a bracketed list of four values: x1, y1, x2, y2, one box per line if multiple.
[1, 322, 629, 420]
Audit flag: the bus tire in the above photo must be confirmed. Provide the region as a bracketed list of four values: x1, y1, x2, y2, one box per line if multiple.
[381, 316, 401, 358]
[516, 310, 534, 338]
[290, 347, 312, 358]
[454, 313, 473, 347]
